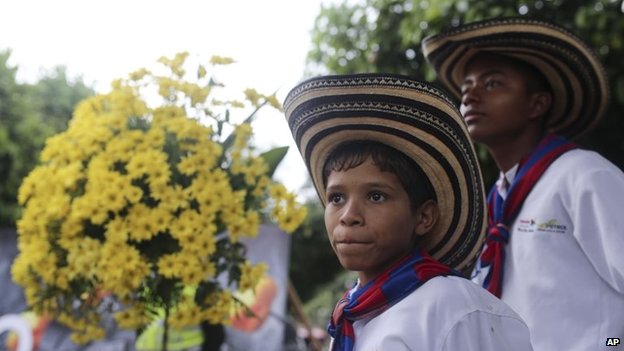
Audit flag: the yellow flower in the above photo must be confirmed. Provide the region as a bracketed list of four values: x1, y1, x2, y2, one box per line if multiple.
[66, 237, 101, 278]
[276, 207, 308, 233]
[144, 127, 166, 148]
[128, 68, 151, 81]
[238, 261, 267, 292]
[70, 323, 106, 345]
[197, 65, 207, 79]
[202, 290, 234, 325]
[14, 51, 308, 343]
[128, 217, 158, 242]
[158, 185, 190, 211]
[243, 157, 268, 186]
[18, 165, 54, 205]
[243, 88, 262, 106]
[179, 257, 204, 286]
[152, 105, 186, 123]
[124, 185, 143, 205]
[209, 55, 235, 65]
[115, 303, 150, 329]
[99, 186, 127, 213]
[177, 150, 219, 175]
[169, 298, 203, 330]
[55, 161, 84, 192]
[157, 254, 179, 278]
[268, 183, 288, 200]
[126, 150, 152, 178]
[252, 175, 270, 197]
[44, 193, 71, 221]
[149, 206, 173, 234]
[106, 217, 129, 243]
[170, 209, 201, 240]
[98, 242, 149, 297]
[229, 100, 245, 108]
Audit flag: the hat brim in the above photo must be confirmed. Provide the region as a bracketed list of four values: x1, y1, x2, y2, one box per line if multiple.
[284, 74, 487, 273]
[422, 17, 609, 138]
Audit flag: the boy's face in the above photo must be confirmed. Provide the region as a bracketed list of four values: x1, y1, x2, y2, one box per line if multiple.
[459, 53, 541, 145]
[324, 157, 423, 285]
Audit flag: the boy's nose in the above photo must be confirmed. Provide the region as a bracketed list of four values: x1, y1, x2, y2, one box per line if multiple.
[461, 86, 480, 107]
[339, 200, 364, 226]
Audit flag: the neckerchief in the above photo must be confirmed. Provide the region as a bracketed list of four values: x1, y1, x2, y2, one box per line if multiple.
[327, 248, 457, 351]
[480, 134, 577, 297]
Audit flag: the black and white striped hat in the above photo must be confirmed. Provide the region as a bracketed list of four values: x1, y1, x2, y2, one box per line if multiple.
[422, 17, 610, 138]
[283, 73, 487, 272]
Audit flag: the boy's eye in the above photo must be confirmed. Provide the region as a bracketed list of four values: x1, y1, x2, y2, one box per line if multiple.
[484, 79, 502, 89]
[368, 192, 386, 203]
[327, 192, 344, 204]
[460, 83, 472, 95]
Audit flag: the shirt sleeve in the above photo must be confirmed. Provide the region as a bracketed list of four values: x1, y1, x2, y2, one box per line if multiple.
[441, 311, 533, 351]
[570, 165, 624, 294]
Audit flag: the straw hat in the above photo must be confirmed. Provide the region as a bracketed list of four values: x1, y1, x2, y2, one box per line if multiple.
[422, 17, 610, 138]
[283, 73, 487, 273]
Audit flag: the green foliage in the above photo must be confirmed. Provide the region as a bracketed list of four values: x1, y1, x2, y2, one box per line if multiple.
[0, 51, 41, 227]
[288, 200, 343, 302]
[259, 146, 289, 178]
[307, 0, 624, 182]
[0, 50, 94, 228]
[32, 66, 94, 132]
[302, 270, 357, 327]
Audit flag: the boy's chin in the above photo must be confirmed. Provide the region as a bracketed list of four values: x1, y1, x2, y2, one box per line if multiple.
[337, 257, 370, 273]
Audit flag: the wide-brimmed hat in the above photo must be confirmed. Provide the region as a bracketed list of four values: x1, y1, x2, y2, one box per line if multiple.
[283, 73, 487, 273]
[422, 17, 609, 138]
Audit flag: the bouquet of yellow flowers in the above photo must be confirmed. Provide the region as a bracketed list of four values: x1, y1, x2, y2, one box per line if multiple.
[11, 52, 307, 347]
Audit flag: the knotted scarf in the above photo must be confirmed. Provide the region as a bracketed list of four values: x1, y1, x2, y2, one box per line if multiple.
[480, 134, 577, 297]
[327, 248, 457, 351]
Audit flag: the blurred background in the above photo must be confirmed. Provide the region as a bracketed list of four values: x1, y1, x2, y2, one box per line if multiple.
[1, 0, 623, 350]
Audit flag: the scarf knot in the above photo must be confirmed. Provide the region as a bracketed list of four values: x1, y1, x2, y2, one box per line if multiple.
[480, 223, 509, 264]
[487, 223, 510, 244]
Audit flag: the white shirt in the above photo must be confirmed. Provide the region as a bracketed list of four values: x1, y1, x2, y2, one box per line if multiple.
[473, 149, 624, 351]
[333, 275, 533, 351]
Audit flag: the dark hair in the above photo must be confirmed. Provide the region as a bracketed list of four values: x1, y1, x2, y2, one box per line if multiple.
[322, 140, 436, 210]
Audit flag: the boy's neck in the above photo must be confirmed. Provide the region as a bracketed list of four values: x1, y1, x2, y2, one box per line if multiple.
[485, 130, 546, 173]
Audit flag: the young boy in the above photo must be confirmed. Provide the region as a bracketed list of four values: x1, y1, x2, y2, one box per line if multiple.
[423, 17, 624, 351]
[283, 74, 533, 350]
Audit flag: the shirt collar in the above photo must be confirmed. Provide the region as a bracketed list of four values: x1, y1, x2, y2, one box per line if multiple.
[497, 163, 519, 199]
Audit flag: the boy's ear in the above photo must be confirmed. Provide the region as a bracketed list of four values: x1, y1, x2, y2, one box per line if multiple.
[528, 92, 552, 120]
[413, 200, 439, 237]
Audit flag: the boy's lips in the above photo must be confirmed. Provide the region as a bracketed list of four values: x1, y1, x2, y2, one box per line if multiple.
[337, 239, 370, 245]
[334, 233, 372, 245]
[335, 241, 373, 254]
[463, 110, 484, 124]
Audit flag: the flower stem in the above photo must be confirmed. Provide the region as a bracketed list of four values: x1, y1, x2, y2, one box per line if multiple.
[163, 304, 169, 351]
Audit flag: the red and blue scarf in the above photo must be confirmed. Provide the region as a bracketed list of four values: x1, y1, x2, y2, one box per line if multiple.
[480, 134, 577, 297]
[327, 248, 457, 351]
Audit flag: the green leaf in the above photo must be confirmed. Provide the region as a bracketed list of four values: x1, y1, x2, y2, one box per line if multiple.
[259, 146, 289, 178]
[616, 77, 624, 105]
[195, 281, 219, 306]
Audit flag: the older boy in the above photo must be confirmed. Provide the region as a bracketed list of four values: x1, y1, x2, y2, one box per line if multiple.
[283, 74, 533, 350]
[423, 17, 624, 351]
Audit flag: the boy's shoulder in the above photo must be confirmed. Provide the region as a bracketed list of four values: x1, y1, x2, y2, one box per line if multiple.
[417, 276, 522, 317]
[545, 148, 623, 182]
[373, 276, 524, 326]
[353, 276, 529, 349]
[557, 148, 619, 169]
